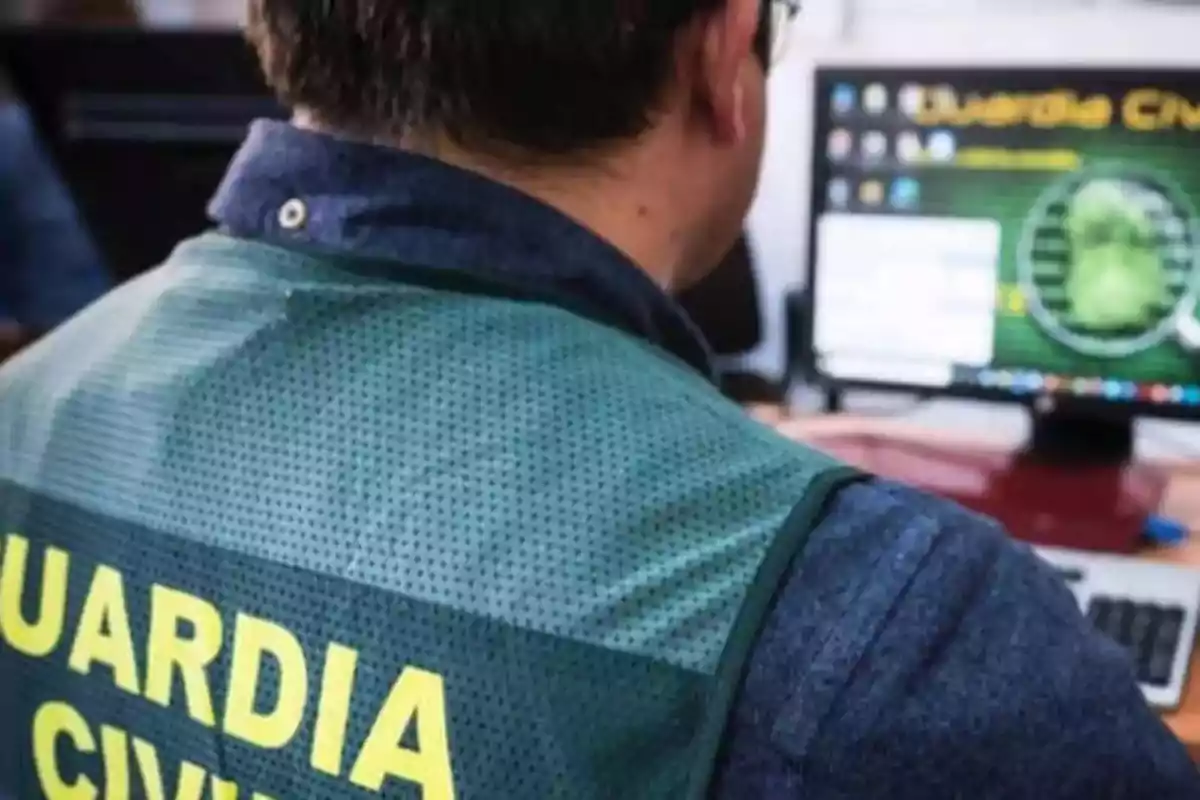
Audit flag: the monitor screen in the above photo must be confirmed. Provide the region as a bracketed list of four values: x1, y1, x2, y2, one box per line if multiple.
[0, 29, 284, 279]
[806, 67, 1200, 417]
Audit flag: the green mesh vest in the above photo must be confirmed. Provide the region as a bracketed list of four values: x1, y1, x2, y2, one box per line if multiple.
[0, 233, 857, 799]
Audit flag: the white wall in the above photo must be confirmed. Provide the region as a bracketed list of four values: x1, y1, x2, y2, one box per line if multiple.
[744, 0, 1200, 378]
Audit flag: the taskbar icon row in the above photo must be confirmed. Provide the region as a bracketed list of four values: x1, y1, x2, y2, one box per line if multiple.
[967, 368, 1200, 406]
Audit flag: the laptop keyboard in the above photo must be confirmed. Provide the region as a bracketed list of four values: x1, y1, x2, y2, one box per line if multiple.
[1086, 598, 1186, 689]
[1037, 546, 1200, 709]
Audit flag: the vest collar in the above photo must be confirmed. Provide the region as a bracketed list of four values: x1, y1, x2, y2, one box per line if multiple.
[208, 121, 714, 379]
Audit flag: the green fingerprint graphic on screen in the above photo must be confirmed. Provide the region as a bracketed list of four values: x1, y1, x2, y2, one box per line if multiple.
[1019, 167, 1198, 358]
[1064, 180, 1171, 331]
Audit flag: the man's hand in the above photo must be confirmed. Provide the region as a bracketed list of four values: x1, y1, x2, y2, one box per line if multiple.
[0, 321, 30, 362]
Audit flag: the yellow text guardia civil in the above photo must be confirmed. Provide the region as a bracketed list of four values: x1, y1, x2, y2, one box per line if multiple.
[0, 533, 457, 800]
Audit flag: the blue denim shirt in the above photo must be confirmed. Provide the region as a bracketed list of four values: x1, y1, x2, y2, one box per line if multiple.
[0, 102, 110, 330]
[210, 121, 1200, 798]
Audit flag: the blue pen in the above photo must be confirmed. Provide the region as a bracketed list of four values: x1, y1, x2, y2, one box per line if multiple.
[1144, 514, 1189, 546]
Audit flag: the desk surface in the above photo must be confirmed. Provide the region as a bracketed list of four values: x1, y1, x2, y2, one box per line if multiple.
[765, 411, 1200, 760]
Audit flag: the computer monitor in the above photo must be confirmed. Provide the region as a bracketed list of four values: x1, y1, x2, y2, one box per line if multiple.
[0, 28, 285, 280]
[804, 66, 1200, 462]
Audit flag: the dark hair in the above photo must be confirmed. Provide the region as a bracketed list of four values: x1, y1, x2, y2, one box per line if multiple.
[248, 0, 759, 158]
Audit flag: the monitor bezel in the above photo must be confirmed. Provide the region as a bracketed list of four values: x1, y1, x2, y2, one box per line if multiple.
[801, 64, 1200, 423]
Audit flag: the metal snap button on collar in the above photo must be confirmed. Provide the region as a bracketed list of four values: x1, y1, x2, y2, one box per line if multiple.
[278, 198, 308, 230]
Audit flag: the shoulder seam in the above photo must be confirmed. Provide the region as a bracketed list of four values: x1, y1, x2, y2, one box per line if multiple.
[687, 468, 867, 797]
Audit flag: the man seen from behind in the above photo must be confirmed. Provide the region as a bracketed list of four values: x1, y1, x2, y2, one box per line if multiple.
[0, 1, 1197, 798]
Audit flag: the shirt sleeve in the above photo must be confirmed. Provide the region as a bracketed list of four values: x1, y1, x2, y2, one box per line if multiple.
[714, 479, 1200, 799]
[0, 102, 110, 330]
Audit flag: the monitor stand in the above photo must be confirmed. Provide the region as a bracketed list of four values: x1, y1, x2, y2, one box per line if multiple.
[1023, 406, 1135, 466]
[806, 408, 1164, 554]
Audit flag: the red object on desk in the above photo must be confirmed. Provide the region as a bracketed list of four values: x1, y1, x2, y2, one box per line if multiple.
[810, 433, 1168, 554]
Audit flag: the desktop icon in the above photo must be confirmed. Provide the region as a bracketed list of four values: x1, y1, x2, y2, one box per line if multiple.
[926, 130, 957, 162]
[863, 83, 888, 114]
[888, 178, 921, 210]
[1042, 375, 1062, 393]
[859, 180, 884, 206]
[994, 371, 1013, 389]
[899, 83, 925, 117]
[827, 178, 851, 208]
[1151, 384, 1171, 404]
[828, 129, 853, 161]
[1170, 385, 1186, 404]
[1103, 380, 1124, 400]
[932, 85, 958, 112]
[1012, 372, 1042, 393]
[831, 83, 857, 115]
[1185, 386, 1200, 405]
[1004, 286, 1027, 315]
[896, 132, 924, 164]
[861, 131, 888, 162]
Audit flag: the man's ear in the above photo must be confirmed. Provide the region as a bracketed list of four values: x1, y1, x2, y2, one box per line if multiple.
[696, 0, 761, 145]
